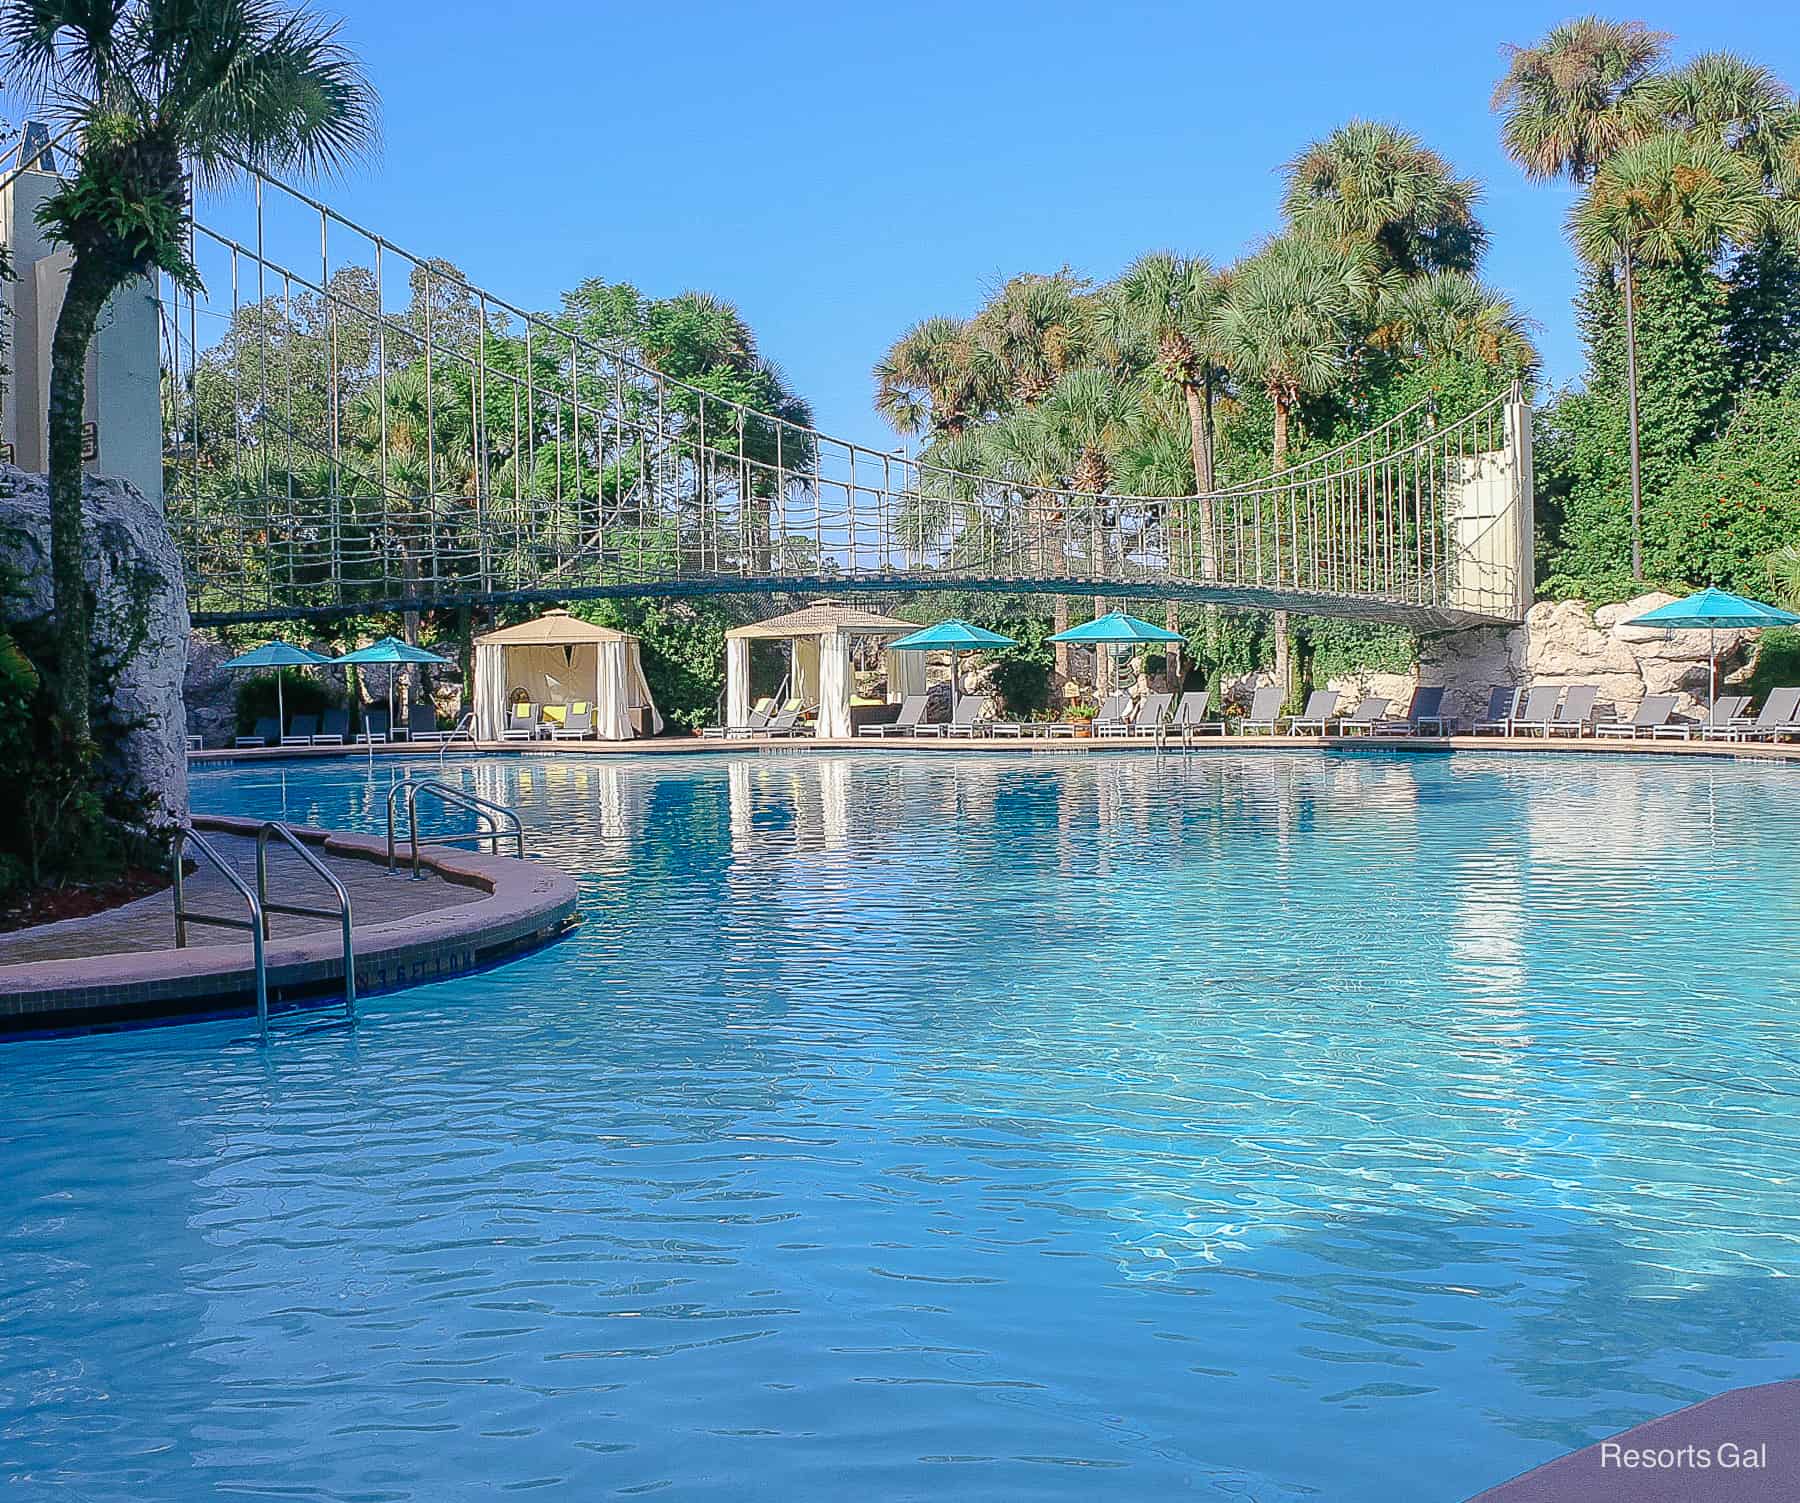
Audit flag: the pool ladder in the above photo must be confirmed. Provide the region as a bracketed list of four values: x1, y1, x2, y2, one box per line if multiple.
[173, 821, 356, 1042]
[385, 778, 525, 879]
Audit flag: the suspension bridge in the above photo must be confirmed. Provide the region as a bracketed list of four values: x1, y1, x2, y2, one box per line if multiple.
[152, 165, 1534, 631]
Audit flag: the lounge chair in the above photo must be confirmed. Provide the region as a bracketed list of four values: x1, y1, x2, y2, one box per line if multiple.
[1546, 684, 1600, 737]
[1714, 687, 1800, 742]
[406, 703, 446, 741]
[942, 696, 993, 738]
[1170, 690, 1225, 736]
[280, 714, 319, 746]
[717, 697, 776, 740]
[236, 716, 279, 748]
[1374, 685, 1448, 736]
[761, 701, 814, 738]
[1507, 685, 1564, 737]
[1129, 692, 1173, 737]
[1673, 695, 1752, 741]
[552, 703, 594, 740]
[1091, 692, 1135, 738]
[314, 709, 349, 745]
[861, 694, 929, 737]
[1471, 686, 1521, 735]
[1238, 686, 1285, 734]
[501, 704, 537, 741]
[1287, 689, 1341, 735]
[1334, 696, 1391, 735]
[1595, 693, 1678, 739]
[356, 707, 391, 744]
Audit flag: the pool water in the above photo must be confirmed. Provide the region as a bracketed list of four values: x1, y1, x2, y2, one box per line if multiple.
[6, 749, 1800, 1501]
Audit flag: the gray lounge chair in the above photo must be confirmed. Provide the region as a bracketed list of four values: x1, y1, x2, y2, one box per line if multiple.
[762, 702, 814, 738]
[236, 716, 279, 748]
[1546, 684, 1600, 737]
[501, 704, 537, 741]
[1287, 689, 1341, 735]
[1335, 696, 1391, 735]
[1676, 694, 1752, 741]
[356, 707, 391, 744]
[1471, 686, 1521, 735]
[551, 703, 593, 740]
[1508, 686, 1564, 736]
[1595, 693, 1678, 739]
[1129, 692, 1173, 737]
[861, 694, 929, 737]
[314, 709, 349, 744]
[1170, 690, 1224, 736]
[1717, 687, 1800, 742]
[1238, 685, 1285, 734]
[1091, 692, 1135, 738]
[280, 714, 319, 745]
[1375, 685, 1447, 736]
[941, 696, 993, 738]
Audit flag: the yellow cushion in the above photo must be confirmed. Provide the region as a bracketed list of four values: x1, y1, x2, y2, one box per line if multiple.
[542, 704, 567, 724]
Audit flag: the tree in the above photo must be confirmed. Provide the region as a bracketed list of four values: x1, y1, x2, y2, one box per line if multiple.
[1214, 235, 1384, 698]
[1571, 132, 1766, 575]
[1283, 119, 1486, 276]
[2, 0, 377, 739]
[1492, 16, 1668, 185]
[1371, 272, 1541, 378]
[873, 315, 990, 438]
[1101, 253, 1230, 578]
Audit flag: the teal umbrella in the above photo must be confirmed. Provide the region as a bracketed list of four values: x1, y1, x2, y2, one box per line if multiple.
[1049, 611, 1185, 693]
[1625, 588, 1800, 704]
[219, 640, 333, 733]
[333, 636, 453, 740]
[888, 620, 1017, 713]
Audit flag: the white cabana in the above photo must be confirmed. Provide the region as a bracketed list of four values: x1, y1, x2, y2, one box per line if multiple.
[472, 610, 664, 741]
[724, 599, 921, 739]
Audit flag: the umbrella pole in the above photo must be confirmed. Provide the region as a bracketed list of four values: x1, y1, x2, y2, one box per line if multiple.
[950, 649, 960, 716]
[1710, 626, 1717, 708]
[276, 673, 285, 738]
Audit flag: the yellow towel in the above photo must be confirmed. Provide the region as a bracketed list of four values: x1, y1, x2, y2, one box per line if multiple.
[542, 704, 567, 725]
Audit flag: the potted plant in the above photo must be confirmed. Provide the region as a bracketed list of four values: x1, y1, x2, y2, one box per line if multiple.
[1064, 700, 1098, 738]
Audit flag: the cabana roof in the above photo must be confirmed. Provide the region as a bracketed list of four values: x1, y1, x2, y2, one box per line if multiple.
[474, 608, 635, 647]
[726, 599, 918, 641]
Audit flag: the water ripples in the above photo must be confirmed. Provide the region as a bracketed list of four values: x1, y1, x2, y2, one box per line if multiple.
[4, 749, 1800, 1500]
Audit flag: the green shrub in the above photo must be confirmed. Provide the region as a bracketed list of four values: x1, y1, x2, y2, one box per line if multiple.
[1747, 627, 1800, 705]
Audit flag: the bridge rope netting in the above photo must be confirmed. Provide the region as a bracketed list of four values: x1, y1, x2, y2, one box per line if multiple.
[159, 166, 1534, 628]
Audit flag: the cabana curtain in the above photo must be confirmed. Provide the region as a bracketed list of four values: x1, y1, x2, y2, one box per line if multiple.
[884, 648, 926, 703]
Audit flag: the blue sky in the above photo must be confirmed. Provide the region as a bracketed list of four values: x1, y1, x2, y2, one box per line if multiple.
[208, 1, 1800, 448]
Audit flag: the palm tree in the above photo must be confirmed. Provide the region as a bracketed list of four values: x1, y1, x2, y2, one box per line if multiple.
[1629, 51, 1799, 189]
[1214, 236, 1384, 701]
[1283, 119, 1486, 276]
[1101, 253, 1230, 579]
[2, 0, 378, 739]
[1492, 17, 1669, 185]
[967, 271, 1101, 407]
[1571, 132, 1766, 576]
[873, 315, 989, 438]
[1371, 272, 1542, 378]
[1214, 236, 1384, 468]
[987, 366, 1146, 680]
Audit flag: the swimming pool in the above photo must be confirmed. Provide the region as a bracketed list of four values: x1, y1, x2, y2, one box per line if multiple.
[6, 748, 1800, 1500]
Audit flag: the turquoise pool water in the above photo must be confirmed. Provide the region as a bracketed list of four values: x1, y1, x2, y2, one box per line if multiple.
[6, 749, 1800, 1500]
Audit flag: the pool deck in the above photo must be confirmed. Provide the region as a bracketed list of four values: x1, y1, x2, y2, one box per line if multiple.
[190, 731, 1800, 763]
[0, 817, 579, 1032]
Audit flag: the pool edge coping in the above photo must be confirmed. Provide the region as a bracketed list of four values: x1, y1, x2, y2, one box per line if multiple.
[0, 818, 580, 1028]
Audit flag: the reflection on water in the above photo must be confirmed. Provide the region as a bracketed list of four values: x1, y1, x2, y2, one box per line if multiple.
[5, 748, 1800, 1503]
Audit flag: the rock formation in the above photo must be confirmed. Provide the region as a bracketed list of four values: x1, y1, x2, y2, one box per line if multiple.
[0, 466, 189, 822]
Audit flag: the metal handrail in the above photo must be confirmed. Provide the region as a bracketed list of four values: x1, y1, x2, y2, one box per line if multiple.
[437, 711, 477, 764]
[256, 823, 356, 1020]
[173, 824, 269, 1039]
[386, 778, 525, 879]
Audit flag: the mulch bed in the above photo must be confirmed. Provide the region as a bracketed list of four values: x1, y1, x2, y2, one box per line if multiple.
[0, 868, 173, 934]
